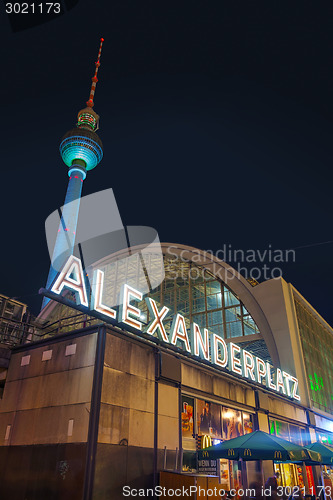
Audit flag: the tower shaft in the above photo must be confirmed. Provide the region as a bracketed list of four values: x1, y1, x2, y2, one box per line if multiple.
[42, 167, 86, 308]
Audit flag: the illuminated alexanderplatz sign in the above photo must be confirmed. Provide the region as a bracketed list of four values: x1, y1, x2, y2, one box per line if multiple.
[48, 255, 300, 402]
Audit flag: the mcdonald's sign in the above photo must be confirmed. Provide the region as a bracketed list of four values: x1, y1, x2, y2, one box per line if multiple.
[202, 450, 209, 458]
[228, 449, 235, 457]
[244, 448, 252, 457]
[202, 435, 213, 449]
[274, 451, 282, 459]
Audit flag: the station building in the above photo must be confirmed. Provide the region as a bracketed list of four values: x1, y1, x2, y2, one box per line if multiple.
[0, 242, 332, 499]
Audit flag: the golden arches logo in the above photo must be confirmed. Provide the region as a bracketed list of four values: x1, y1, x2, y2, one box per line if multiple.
[202, 435, 212, 449]
[202, 450, 209, 458]
[274, 451, 282, 459]
[244, 448, 252, 457]
[228, 449, 235, 457]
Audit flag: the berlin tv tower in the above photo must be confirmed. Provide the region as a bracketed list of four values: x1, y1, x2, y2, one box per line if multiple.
[42, 39, 104, 309]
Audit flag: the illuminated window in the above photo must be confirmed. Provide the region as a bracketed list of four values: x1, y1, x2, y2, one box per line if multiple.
[182, 395, 195, 439]
[270, 419, 309, 446]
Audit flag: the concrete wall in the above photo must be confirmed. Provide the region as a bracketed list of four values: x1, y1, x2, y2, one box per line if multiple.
[0, 332, 97, 446]
[98, 333, 155, 448]
[0, 331, 98, 500]
[182, 361, 256, 409]
[158, 383, 179, 450]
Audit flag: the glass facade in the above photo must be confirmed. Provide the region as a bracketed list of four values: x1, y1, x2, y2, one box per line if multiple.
[316, 431, 333, 446]
[294, 299, 333, 414]
[97, 254, 267, 355]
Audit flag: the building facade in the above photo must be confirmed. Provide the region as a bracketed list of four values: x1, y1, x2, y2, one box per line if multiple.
[0, 243, 332, 499]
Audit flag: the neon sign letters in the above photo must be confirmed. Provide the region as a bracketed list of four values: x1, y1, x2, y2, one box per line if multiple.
[51, 255, 300, 401]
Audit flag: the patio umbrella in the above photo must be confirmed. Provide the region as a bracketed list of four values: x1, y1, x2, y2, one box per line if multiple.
[305, 442, 333, 466]
[198, 430, 322, 462]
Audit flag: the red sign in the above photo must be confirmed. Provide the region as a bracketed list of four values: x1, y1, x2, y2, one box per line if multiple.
[306, 466, 315, 491]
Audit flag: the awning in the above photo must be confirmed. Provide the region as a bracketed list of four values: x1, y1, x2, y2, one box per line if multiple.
[305, 441, 333, 466]
[198, 430, 322, 463]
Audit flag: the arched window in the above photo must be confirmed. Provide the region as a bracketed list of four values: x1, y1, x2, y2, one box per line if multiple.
[97, 253, 272, 362]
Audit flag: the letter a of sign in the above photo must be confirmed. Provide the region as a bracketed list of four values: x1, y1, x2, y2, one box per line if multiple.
[51, 255, 89, 307]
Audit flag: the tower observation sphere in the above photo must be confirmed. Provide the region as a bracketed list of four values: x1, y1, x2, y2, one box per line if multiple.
[42, 38, 105, 310]
[60, 110, 103, 171]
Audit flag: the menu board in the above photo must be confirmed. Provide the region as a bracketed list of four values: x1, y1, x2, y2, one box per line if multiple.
[198, 457, 219, 475]
[220, 459, 230, 490]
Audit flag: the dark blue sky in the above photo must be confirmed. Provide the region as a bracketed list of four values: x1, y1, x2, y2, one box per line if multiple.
[0, 1, 332, 323]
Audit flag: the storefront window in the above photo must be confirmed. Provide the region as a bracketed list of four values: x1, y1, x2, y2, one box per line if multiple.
[270, 420, 275, 435]
[182, 394, 254, 455]
[223, 407, 243, 440]
[182, 451, 197, 473]
[317, 431, 333, 446]
[270, 419, 309, 446]
[197, 399, 222, 439]
[243, 412, 254, 434]
[300, 427, 310, 446]
[181, 395, 194, 439]
[289, 424, 302, 445]
[274, 420, 290, 440]
[274, 463, 298, 489]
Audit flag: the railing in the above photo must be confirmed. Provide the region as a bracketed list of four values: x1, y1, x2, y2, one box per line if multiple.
[0, 312, 100, 348]
[0, 316, 41, 347]
[39, 313, 100, 338]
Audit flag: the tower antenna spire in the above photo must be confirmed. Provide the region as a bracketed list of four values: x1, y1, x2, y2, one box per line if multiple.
[86, 37, 104, 108]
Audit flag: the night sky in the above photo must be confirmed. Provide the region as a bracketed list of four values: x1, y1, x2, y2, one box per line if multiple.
[0, 1, 332, 324]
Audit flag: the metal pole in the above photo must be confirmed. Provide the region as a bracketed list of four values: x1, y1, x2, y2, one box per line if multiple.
[163, 446, 167, 470]
[179, 449, 183, 473]
[260, 460, 265, 488]
[320, 468, 327, 500]
[153, 349, 159, 490]
[82, 325, 106, 500]
[302, 462, 310, 495]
